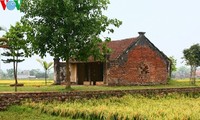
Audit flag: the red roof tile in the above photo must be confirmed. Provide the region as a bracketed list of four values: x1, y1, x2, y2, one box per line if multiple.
[107, 37, 138, 60]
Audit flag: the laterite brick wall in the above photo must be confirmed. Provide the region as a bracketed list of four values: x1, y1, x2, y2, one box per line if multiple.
[1, 87, 200, 110]
[107, 45, 168, 85]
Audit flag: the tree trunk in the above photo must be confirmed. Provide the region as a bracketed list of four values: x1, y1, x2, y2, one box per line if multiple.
[53, 58, 60, 85]
[45, 70, 47, 85]
[168, 61, 172, 80]
[13, 60, 18, 92]
[190, 65, 196, 85]
[65, 60, 71, 89]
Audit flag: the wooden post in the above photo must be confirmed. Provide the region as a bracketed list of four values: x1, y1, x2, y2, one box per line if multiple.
[88, 64, 91, 85]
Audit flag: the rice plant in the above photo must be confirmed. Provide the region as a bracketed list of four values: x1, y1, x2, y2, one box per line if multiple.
[23, 93, 200, 119]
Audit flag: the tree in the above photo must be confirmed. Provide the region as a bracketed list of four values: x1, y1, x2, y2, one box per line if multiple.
[30, 69, 46, 78]
[1, 22, 27, 92]
[20, 0, 122, 88]
[173, 66, 190, 79]
[183, 44, 200, 85]
[169, 56, 177, 72]
[6, 68, 14, 78]
[36, 59, 53, 85]
[0, 69, 6, 79]
[30, 69, 40, 76]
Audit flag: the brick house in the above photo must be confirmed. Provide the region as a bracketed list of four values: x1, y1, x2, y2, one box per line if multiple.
[54, 32, 171, 85]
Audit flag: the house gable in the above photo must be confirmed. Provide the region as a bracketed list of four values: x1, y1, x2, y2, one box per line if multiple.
[130, 33, 170, 66]
[106, 32, 171, 85]
[109, 32, 170, 67]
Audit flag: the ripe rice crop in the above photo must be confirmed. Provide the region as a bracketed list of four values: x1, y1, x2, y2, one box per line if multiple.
[23, 93, 200, 119]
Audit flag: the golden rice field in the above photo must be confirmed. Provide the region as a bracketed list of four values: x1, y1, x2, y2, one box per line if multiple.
[0, 79, 54, 86]
[0, 79, 200, 92]
[23, 94, 200, 120]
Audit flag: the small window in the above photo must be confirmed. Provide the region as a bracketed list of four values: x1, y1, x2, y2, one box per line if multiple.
[138, 62, 149, 80]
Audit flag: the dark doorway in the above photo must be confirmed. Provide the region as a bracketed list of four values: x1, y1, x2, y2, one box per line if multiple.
[77, 64, 85, 85]
[90, 62, 103, 85]
[77, 62, 103, 85]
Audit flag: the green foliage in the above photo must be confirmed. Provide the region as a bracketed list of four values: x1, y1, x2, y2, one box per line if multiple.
[183, 44, 200, 85]
[6, 69, 14, 78]
[1, 22, 27, 63]
[183, 44, 200, 66]
[172, 66, 190, 79]
[23, 94, 200, 119]
[36, 59, 53, 71]
[36, 59, 53, 85]
[0, 69, 6, 79]
[0, 105, 67, 120]
[1, 22, 29, 91]
[29, 69, 46, 78]
[169, 56, 177, 72]
[20, 0, 121, 88]
[20, 0, 122, 61]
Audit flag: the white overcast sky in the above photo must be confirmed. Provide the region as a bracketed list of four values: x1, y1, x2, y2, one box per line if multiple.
[0, 0, 200, 70]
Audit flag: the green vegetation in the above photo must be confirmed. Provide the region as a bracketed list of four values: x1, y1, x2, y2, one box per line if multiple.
[21, 0, 122, 88]
[1, 22, 28, 92]
[0, 79, 200, 92]
[22, 94, 200, 119]
[0, 105, 68, 120]
[1, 79, 200, 119]
[169, 56, 177, 72]
[36, 59, 53, 85]
[183, 44, 200, 84]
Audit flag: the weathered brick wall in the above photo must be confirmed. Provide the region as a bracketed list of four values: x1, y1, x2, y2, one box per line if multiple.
[1, 87, 200, 110]
[107, 44, 168, 85]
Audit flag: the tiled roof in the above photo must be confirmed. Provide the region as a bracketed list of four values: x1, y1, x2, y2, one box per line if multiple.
[107, 37, 138, 60]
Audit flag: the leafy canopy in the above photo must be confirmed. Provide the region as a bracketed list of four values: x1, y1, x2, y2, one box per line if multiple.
[1, 22, 28, 91]
[183, 44, 200, 67]
[183, 44, 200, 85]
[36, 59, 53, 71]
[1, 22, 26, 64]
[169, 56, 177, 72]
[20, 0, 122, 61]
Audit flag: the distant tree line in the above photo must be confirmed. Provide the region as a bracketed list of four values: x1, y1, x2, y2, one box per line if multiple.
[0, 69, 53, 80]
[172, 66, 190, 79]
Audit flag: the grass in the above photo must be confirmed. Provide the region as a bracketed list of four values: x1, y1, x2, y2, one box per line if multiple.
[22, 93, 200, 119]
[0, 78, 200, 92]
[0, 105, 68, 120]
[1, 79, 200, 119]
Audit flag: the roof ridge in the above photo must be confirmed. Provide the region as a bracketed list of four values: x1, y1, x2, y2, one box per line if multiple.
[111, 36, 138, 42]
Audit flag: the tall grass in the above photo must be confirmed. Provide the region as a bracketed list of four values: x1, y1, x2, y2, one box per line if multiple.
[23, 94, 200, 119]
[0, 105, 69, 120]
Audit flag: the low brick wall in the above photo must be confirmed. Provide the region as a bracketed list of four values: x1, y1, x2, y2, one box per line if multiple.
[1, 87, 200, 110]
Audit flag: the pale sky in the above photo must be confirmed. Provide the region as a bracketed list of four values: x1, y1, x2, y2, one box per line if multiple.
[0, 0, 200, 70]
